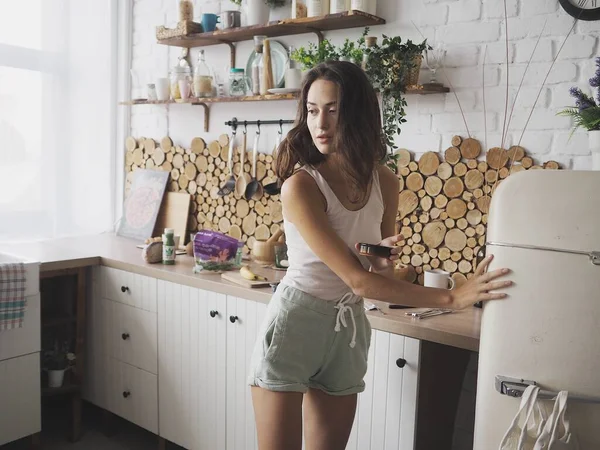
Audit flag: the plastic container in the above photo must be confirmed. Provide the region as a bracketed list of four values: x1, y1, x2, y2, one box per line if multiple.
[193, 230, 240, 272]
[229, 68, 247, 97]
[162, 228, 176, 265]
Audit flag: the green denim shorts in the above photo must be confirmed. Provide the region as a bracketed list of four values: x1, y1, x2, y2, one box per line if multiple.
[248, 283, 372, 396]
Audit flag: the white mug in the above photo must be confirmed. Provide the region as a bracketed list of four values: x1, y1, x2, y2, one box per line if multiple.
[284, 68, 302, 90]
[155, 77, 170, 101]
[424, 269, 455, 290]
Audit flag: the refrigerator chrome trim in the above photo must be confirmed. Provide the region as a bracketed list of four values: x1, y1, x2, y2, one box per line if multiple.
[487, 242, 600, 266]
[496, 375, 600, 404]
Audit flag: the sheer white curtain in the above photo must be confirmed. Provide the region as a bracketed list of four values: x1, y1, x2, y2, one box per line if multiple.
[0, 0, 123, 242]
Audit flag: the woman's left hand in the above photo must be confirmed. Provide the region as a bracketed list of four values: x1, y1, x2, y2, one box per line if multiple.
[355, 233, 404, 273]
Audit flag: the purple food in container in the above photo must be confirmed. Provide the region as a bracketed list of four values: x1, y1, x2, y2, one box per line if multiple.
[193, 230, 241, 271]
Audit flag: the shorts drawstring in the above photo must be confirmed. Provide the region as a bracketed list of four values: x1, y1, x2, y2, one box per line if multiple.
[334, 292, 357, 348]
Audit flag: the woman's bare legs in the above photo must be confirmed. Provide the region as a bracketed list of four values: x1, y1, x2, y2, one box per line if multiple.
[303, 388, 357, 450]
[251, 386, 304, 450]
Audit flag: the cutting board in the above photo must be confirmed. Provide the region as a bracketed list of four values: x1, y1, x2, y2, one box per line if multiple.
[153, 192, 191, 243]
[221, 271, 271, 288]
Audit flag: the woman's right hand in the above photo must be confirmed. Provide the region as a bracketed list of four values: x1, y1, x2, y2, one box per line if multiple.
[449, 254, 513, 310]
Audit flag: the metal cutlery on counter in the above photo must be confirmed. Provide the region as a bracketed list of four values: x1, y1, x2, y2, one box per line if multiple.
[405, 309, 453, 319]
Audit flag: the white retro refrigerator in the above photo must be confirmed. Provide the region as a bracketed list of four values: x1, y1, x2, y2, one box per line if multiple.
[473, 169, 600, 449]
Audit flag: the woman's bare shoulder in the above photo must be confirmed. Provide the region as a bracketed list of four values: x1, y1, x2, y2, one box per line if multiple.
[377, 163, 400, 190]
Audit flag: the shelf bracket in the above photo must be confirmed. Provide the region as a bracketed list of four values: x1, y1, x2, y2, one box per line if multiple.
[307, 28, 325, 44]
[226, 42, 236, 69]
[193, 102, 210, 132]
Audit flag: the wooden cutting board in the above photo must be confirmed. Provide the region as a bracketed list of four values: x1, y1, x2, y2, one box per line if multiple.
[221, 271, 271, 288]
[153, 192, 191, 244]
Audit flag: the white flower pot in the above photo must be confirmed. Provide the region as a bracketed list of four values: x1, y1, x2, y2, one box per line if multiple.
[589, 130, 600, 170]
[246, 0, 270, 26]
[48, 369, 66, 388]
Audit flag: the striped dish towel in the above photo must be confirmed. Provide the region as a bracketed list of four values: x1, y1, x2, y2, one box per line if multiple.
[0, 263, 26, 331]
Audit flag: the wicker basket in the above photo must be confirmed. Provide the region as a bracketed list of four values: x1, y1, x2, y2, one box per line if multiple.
[406, 55, 423, 86]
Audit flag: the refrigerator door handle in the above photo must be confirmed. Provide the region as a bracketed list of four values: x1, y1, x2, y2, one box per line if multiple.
[496, 375, 600, 404]
[487, 242, 600, 266]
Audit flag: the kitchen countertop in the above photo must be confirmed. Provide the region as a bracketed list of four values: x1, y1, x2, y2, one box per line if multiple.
[0, 233, 481, 352]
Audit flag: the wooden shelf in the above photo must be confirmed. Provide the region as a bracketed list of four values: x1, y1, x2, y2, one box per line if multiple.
[157, 10, 385, 48]
[119, 85, 449, 107]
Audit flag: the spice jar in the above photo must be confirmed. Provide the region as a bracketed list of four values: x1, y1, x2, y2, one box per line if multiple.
[169, 57, 191, 100]
[229, 68, 247, 97]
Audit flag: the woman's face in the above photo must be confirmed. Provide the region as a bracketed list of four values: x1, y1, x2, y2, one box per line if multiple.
[306, 79, 339, 155]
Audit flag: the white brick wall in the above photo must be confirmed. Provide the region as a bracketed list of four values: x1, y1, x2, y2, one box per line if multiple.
[130, 0, 600, 176]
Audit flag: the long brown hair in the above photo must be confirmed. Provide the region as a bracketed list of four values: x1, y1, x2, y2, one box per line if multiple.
[275, 61, 386, 202]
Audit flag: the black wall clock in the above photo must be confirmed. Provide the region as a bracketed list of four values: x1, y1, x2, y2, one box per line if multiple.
[559, 0, 600, 21]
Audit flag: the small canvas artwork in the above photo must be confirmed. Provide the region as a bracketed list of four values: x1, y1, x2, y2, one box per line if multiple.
[117, 169, 169, 241]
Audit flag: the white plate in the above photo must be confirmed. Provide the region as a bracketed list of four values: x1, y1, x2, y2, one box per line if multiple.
[267, 88, 300, 95]
[246, 40, 289, 89]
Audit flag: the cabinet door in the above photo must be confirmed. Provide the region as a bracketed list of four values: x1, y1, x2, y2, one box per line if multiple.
[102, 267, 157, 312]
[158, 281, 227, 450]
[225, 296, 267, 450]
[83, 267, 112, 410]
[346, 330, 421, 450]
[107, 358, 158, 434]
[0, 353, 41, 446]
[111, 301, 157, 374]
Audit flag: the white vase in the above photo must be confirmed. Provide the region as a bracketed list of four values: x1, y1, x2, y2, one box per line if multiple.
[246, 0, 270, 25]
[589, 130, 600, 170]
[48, 369, 65, 388]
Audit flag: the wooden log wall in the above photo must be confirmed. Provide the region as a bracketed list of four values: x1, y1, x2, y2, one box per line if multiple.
[124, 134, 560, 286]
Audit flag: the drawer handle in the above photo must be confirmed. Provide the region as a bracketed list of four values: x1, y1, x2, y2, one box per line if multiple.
[121, 286, 129, 293]
[396, 358, 407, 368]
[122, 390, 131, 398]
[210, 310, 219, 318]
[229, 315, 238, 323]
[121, 333, 130, 340]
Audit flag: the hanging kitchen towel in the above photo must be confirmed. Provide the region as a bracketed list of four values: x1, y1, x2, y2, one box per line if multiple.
[499, 384, 547, 450]
[533, 391, 579, 450]
[0, 262, 27, 331]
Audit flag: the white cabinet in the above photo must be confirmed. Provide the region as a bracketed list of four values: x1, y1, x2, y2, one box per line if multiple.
[84, 266, 158, 434]
[157, 281, 266, 450]
[346, 330, 420, 450]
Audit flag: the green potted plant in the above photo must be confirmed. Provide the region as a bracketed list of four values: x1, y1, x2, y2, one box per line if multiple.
[557, 57, 600, 170]
[290, 39, 340, 71]
[364, 34, 429, 161]
[44, 340, 76, 388]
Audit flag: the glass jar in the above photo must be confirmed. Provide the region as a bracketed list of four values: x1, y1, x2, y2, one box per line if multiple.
[229, 68, 247, 97]
[251, 35, 266, 95]
[169, 58, 191, 100]
[193, 50, 214, 98]
[178, 0, 194, 21]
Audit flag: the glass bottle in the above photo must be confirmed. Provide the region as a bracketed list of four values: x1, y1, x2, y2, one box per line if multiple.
[251, 35, 266, 96]
[362, 36, 377, 71]
[193, 50, 214, 98]
[162, 228, 176, 265]
[169, 55, 191, 100]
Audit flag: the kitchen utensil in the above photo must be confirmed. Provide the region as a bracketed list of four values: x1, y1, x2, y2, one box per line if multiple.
[235, 130, 249, 197]
[218, 129, 236, 196]
[252, 229, 284, 265]
[246, 40, 288, 89]
[245, 128, 263, 200]
[405, 309, 453, 319]
[220, 10, 241, 29]
[264, 125, 283, 196]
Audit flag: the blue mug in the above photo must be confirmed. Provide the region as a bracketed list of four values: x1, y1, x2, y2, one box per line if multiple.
[202, 13, 220, 32]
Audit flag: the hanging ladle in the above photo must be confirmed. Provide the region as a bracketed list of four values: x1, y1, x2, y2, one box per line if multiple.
[264, 120, 283, 196]
[234, 123, 249, 197]
[245, 123, 263, 200]
[218, 126, 236, 197]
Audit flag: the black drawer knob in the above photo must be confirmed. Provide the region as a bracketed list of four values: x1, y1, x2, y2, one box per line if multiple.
[396, 358, 407, 368]
[122, 390, 130, 398]
[121, 333, 130, 340]
[121, 286, 129, 293]
[229, 315, 238, 323]
[210, 310, 219, 318]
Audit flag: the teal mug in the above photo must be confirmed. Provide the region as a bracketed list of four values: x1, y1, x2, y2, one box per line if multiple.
[202, 13, 220, 32]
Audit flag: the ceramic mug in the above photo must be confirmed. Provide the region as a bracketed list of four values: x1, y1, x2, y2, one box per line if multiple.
[155, 78, 170, 101]
[424, 269, 455, 290]
[202, 13, 220, 32]
[220, 10, 241, 29]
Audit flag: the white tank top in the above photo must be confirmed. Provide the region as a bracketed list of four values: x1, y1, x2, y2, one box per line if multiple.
[280, 166, 385, 301]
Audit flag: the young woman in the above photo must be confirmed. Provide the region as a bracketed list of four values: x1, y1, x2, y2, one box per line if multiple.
[247, 61, 512, 450]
